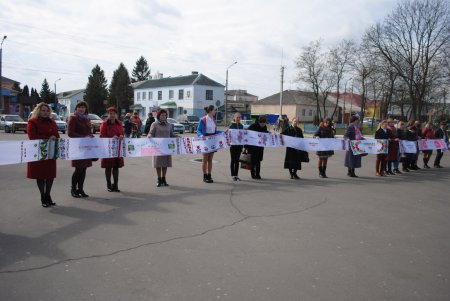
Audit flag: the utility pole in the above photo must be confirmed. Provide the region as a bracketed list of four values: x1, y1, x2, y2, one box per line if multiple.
[0, 35, 7, 113]
[279, 65, 284, 118]
[224, 61, 237, 125]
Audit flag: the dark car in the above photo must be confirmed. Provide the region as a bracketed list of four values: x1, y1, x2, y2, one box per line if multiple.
[177, 115, 199, 133]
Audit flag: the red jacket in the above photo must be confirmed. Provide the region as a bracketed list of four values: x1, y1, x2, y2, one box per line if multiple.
[422, 128, 435, 139]
[100, 119, 124, 138]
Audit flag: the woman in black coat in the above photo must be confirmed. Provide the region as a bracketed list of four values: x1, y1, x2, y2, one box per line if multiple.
[229, 113, 244, 181]
[314, 118, 335, 178]
[374, 120, 390, 176]
[402, 121, 419, 171]
[246, 115, 269, 179]
[282, 117, 304, 179]
[344, 115, 363, 177]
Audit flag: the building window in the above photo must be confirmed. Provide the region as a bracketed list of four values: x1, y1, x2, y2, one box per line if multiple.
[186, 90, 191, 98]
[137, 92, 141, 101]
[309, 110, 312, 116]
[149, 91, 153, 100]
[302, 109, 306, 116]
[206, 90, 213, 100]
[169, 90, 174, 99]
[158, 91, 162, 100]
[142, 92, 147, 100]
[178, 89, 184, 100]
[178, 107, 184, 115]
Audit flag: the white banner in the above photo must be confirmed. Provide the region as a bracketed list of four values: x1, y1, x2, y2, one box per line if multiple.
[59, 138, 118, 160]
[125, 138, 180, 157]
[417, 139, 448, 151]
[284, 137, 344, 152]
[349, 139, 389, 155]
[399, 140, 417, 154]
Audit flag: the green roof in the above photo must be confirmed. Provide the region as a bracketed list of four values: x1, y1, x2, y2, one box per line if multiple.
[134, 73, 224, 90]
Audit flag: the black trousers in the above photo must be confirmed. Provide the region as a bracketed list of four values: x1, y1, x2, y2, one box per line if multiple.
[230, 145, 243, 177]
[434, 150, 444, 166]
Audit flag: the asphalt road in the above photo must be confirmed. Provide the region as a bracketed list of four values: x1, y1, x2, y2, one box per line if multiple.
[0, 131, 449, 301]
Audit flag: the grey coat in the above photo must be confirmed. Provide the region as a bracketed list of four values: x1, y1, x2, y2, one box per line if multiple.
[149, 121, 175, 168]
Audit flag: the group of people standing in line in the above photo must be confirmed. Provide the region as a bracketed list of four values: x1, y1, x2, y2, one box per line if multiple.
[25, 101, 449, 208]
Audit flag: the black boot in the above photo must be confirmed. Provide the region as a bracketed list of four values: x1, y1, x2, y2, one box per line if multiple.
[41, 194, 50, 207]
[77, 189, 89, 198]
[207, 174, 214, 183]
[290, 169, 294, 179]
[162, 177, 169, 186]
[347, 168, 352, 177]
[71, 187, 81, 198]
[157, 177, 162, 187]
[112, 183, 120, 192]
[292, 170, 300, 179]
[203, 174, 209, 183]
[46, 194, 56, 206]
[350, 168, 358, 178]
[107, 181, 113, 192]
[322, 166, 328, 178]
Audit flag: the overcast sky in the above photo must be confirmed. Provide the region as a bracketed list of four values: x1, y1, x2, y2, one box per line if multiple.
[0, 0, 398, 99]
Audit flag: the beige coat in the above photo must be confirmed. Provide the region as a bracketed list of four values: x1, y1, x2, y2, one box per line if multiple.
[148, 121, 175, 168]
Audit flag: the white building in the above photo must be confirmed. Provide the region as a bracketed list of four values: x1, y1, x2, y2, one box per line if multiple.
[57, 89, 85, 118]
[132, 72, 224, 119]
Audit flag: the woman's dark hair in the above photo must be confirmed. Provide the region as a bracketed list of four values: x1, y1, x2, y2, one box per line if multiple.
[156, 109, 167, 120]
[75, 101, 89, 114]
[258, 115, 267, 123]
[350, 115, 359, 123]
[204, 105, 215, 113]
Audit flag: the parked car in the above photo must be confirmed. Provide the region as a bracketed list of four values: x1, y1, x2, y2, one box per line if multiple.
[0, 115, 28, 133]
[51, 113, 67, 134]
[87, 113, 103, 134]
[362, 117, 380, 127]
[240, 119, 253, 129]
[167, 118, 185, 134]
[177, 115, 200, 133]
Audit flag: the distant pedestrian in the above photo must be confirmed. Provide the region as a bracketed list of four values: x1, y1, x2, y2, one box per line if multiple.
[131, 111, 142, 137]
[148, 109, 177, 187]
[68, 101, 94, 198]
[344, 115, 363, 177]
[314, 118, 335, 178]
[197, 105, 219, 183]
[123, 113, 133, 138]
[26, 102, 59, 207]
[100, 107, 124, 192]
[144, 112, 156, 135]
[229, 112, 244, 181]
[282, 117, 304, 179]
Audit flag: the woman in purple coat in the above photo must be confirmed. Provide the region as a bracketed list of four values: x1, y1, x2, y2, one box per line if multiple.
[68, 101, 94, 198]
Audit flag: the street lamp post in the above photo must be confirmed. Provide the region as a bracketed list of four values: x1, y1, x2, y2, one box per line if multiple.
[224, 61, 237, 125]
[0, 35, 7, 113]
[343, 77, 352, 124]
[54, 78, 61, 113]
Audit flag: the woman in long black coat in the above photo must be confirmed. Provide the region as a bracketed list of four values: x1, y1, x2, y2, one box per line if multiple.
[229, 112, 244, 181]
[402, 121, 419, 172]
[344, 115, 363, 177]
[246, 115, 269, 179]
[374, 120, 390, 176]
[282, 117, 304, 179]
[314, 118, 335, 178]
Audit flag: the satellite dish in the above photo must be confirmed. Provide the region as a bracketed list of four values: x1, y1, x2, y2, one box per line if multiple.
[215, 100, 221, 107]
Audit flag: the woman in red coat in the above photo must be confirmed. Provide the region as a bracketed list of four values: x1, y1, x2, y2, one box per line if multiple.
[68, 101, 94, 198]
[100, 107, 124, 192]
[27, 102, 60, 207]
[422, 122, 435, 168]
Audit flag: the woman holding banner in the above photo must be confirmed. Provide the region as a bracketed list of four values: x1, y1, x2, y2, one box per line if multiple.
[68, 101, 94, 198]
[374, 120, 390, 176]
[402, 121, 419, 172]
[100, 107, 124, 192]
[149, 109, 176, 187]
[197, 105, 219, 183]
[26, 102, 59, 207]
[314, 118, 335, 178]
[344, 115, 363, 177]
[386, 119, 400, 175]
[229, 112, 244, 181]
[421, 123, 434, 168]
[282, 117, 304, 179]
[247, 115, 269, 179]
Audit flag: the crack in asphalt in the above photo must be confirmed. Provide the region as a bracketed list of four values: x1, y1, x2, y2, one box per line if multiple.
[0, 184, 328, 275]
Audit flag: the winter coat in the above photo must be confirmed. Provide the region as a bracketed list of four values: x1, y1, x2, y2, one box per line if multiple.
[68, 113, 93, 168]
[99, 119, 125, 168]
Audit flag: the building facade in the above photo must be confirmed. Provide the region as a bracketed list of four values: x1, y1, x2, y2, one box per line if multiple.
[132, 72, 224, 119]
[57, 89, 86, 118]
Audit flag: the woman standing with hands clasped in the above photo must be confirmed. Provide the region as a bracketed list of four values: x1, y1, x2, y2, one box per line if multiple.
[26, 102, 59, 207]
[68, 101, 94, 198]
[282, 117, 304, 179]
[100, 107, 124, 192]
[229, 112, 244, 181]
[421, 123, 434, 168]
[344, 115, 363, 177]
[247, 115, 269, 179]
[374, 120, 390, 176]
[314, 118, 335, 178]
[148, 109, 177, 187]
[197, 105, 219, 183]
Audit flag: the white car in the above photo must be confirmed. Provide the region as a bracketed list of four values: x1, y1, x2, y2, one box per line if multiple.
[51, 113, 67, 134]
[0, 115, 28, 133]
[167, 118, 185, 134]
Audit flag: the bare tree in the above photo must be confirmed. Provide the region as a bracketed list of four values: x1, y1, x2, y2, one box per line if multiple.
[295, 40, 334, 120]
[328, 40, 355, 119]
[365, 0, 450, 119]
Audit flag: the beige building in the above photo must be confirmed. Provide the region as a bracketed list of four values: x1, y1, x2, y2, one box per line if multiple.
[252, 90, 339, 122]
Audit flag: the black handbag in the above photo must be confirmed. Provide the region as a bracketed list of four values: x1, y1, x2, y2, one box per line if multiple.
[299, 151, 309, 163]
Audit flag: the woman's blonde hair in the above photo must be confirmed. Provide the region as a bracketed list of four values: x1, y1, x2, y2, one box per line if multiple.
[30, 102, 52, 119]
[233, 112, 241, 122]
[376, 120, 387, 130]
